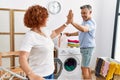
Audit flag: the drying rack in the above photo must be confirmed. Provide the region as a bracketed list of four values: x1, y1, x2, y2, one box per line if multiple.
[0, 51, 27, 80]
[0, 66, 27, 80]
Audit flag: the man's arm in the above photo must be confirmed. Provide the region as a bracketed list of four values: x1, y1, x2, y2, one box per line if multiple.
[64, 31, 78, 37]
[71, 22, 89, 32]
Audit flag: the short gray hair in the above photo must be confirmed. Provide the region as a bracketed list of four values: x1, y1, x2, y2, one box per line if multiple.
[80, 5, 92, 10]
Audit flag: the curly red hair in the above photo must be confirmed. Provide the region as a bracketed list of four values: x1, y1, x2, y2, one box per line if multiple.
[24, 5, 49, 28]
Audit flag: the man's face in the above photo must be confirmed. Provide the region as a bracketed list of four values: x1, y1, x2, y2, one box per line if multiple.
[81, 8, 91, 21]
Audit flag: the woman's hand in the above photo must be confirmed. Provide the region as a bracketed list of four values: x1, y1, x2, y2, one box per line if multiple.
[28, 72, 45, 80]
[66, 10, 73, 24]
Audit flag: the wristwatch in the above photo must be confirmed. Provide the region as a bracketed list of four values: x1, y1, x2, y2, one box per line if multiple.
[47, 1, 61, 15]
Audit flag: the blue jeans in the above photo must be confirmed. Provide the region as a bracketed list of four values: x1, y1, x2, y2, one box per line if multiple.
[80, 47, 94, 67]
[27, 73, 54, 80]
[44, 73, 54, 80]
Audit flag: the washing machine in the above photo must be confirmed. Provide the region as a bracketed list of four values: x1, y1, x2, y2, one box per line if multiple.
[57, 48, 82, 80]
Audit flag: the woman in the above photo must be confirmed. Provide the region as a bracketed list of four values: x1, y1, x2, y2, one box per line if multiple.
[19, 5, 71, 80]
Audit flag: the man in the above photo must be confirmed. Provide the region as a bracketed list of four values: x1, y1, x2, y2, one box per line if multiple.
[65, 5, 96, 79]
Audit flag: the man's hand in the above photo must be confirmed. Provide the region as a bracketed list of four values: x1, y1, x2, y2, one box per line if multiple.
[66, 10, 73, 24]
[64, 32, 71, 37]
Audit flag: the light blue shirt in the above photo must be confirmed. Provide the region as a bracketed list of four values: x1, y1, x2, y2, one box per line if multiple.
[79, 18, 96, 48]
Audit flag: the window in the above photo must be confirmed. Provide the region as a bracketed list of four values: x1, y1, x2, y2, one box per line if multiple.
[112, 0, 120, 62]
[0, 8, 29, 68]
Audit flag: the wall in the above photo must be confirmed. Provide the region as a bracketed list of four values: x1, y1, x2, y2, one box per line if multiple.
[0, 0, 117, 69]
[90, 0, 117, 69]
[0, 0, 97, 31]
[95, 0, 116, 58]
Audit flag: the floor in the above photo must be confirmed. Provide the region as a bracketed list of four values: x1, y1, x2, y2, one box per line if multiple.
[74, 71, 105, 80]
[92, 73, 105, 80]
[92, 72, 96, 80]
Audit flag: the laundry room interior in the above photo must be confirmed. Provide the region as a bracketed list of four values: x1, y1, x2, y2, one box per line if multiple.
[0, 0, 120, 80]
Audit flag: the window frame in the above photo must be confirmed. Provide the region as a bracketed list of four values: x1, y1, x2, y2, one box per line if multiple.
[111, 0, 120, 59]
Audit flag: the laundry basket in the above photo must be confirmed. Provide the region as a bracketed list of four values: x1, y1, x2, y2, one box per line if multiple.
[95, 57, 120, 80]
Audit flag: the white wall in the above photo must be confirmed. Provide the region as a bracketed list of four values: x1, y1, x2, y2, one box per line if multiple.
[90, 0, 117, 69]
[96, 0, 116, 57]
[0, 0, 117, 69]
[0, 0, 97, 31]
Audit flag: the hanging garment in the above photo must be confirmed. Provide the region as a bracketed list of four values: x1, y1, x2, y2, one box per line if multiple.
[95, 58, 104, 77]
[106, 62, 117, 80]
[101, 61, 110, 77]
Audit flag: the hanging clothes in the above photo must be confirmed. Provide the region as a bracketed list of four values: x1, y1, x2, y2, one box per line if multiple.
[95, 58, 104, 77]
[101, 61, 110, 77]
[106, 62, 117, 80]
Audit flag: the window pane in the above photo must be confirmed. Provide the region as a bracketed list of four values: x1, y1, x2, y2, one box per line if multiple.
[0, 35, 10, 52]
[14, 11, 30, 33]
[0, 10, 10, 32]
[115, 16, 120, 62]
[119, 0, 120, 13]
[2, 57, 10, 68]
[14, 35, 24, 51]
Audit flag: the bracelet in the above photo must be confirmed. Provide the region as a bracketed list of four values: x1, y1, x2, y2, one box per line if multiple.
[69, 33, 71, 36]
[64, 23, 68, 27]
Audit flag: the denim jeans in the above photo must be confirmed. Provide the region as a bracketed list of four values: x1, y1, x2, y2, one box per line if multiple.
[80, 47, 94, 67]
[26, 73, 54, 80]
[44, 73, 54, 80]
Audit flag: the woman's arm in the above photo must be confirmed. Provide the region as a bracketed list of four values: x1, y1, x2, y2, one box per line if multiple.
[19, 51, 44, 80]
[50, 23, 68, 39]
[50, 10, 73, 39]
[19, 51, 31, 75]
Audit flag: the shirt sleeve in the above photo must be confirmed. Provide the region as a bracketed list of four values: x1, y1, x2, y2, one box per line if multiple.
[19, 33, 34, 52]
[86, 20, 96, 31]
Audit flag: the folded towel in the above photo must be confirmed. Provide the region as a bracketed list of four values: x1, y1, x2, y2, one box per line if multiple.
[106, 62, 117, 80]
[67, 43, 80, 47]
[95, 58, 104, 77]
[101, 61, 110, 77]
[68, 39, 79, 43]
[114, 64, 120, 75]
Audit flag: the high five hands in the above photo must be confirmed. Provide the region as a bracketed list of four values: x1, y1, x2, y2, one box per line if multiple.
[66, 10, 74, 24]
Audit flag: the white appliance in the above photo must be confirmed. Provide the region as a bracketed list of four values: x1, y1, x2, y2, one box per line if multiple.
[57, 48, 82, 80]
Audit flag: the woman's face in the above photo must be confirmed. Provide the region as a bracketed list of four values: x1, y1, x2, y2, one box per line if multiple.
[39, 17, 48, 28]
[44, 18, 48, 27]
